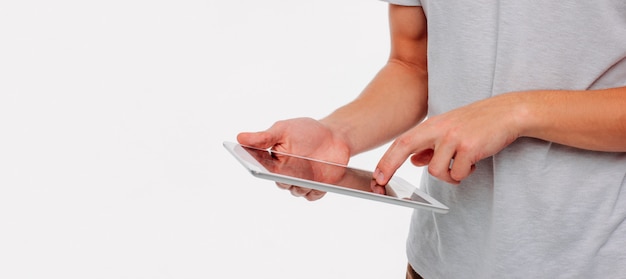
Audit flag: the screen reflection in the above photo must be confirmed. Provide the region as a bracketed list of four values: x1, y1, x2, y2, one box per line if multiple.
[242, 145, 430, 204]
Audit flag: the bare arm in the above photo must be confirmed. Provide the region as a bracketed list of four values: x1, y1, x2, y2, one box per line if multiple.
[320, 4, 429, 156]
[518, 86, 626, 152]
[374, 83, 626, 185]
[237, 4, 428, 200]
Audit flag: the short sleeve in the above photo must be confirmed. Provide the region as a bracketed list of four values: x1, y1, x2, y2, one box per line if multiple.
[379, 0, 421, 6]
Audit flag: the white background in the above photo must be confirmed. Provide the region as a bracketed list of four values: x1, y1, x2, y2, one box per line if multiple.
[0, 1, 424, 278]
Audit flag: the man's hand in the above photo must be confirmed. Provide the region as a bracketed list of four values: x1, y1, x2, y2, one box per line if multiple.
[237, 117, 351, 200]
[374, 93, 524, 185]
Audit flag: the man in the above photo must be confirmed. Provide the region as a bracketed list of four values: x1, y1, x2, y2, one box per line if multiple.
[239, 1, 626, 277]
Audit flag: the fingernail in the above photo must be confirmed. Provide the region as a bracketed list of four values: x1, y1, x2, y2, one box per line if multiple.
[374, 168, 384, 184]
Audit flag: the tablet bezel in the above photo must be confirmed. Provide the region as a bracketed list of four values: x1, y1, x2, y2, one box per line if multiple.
[223, 141, 449, 213]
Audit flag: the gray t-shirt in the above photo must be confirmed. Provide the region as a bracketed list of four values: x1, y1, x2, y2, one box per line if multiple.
[380, 0, 626, 277]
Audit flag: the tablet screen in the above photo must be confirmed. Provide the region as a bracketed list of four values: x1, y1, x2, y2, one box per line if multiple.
[240, 145, 431, 205]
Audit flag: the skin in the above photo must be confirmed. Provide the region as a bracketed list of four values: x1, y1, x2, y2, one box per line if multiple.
[238, 117, 351, 200]
[238, 4, 626, 199]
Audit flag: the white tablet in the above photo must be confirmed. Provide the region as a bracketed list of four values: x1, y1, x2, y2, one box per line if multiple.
[223, 141, 448, 213]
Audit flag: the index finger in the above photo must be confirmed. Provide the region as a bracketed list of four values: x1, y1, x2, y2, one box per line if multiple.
[375, 136, 426, 185]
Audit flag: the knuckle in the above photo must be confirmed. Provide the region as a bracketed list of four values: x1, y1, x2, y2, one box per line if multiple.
[450, 168, 465, 181]
[274, 119, 288, 127]
[395, 135, 413, 148]
[428, 165, 444, 178]
[291, 186, 311, 197]
[441, 130, 460, 146]
[456, 142, 472, 154]
[305, 190, 326, 201]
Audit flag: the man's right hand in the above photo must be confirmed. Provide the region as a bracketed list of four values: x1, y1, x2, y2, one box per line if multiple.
[237, 117, 351, 201]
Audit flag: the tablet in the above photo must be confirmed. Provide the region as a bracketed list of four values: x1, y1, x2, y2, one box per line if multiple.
[223, 141, 448, 213]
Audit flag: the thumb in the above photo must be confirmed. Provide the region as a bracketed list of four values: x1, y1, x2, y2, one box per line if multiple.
[237, 121, 288, 148]
[237, 131, 278, 149]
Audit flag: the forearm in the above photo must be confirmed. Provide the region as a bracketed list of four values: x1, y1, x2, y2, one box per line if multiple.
[319, 4, 428, 156]
[517, 86, 626, 152]
[320, 59, 428, 155]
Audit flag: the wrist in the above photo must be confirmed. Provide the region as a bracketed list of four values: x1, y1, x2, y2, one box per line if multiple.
[319, 116, 356, 156]
[510, 91, 535, 139]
